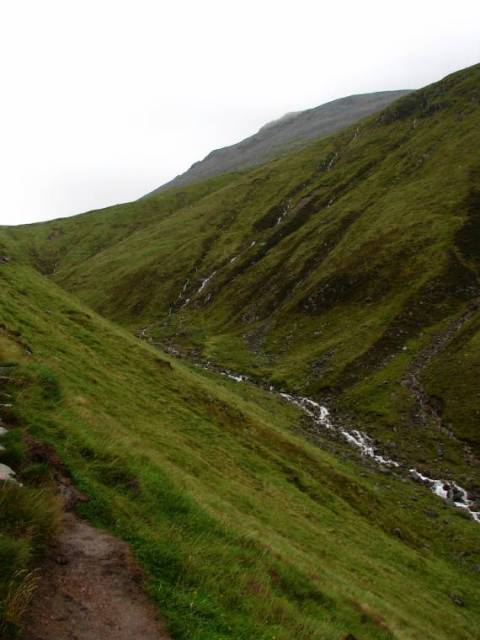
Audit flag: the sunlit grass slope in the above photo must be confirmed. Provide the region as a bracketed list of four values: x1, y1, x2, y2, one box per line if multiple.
[1, 237, 480, 638]
[8, 63, 480, 487]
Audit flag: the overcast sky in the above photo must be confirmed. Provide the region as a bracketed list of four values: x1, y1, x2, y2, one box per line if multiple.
[1, 0, 479, 225]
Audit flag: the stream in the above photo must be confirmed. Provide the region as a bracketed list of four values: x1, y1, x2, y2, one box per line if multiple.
[188, 356, 480, 523]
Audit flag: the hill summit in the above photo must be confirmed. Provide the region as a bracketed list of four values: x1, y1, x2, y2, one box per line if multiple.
[146, 90, 410, 194]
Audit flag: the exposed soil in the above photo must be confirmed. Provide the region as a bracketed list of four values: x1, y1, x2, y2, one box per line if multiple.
[23, 512, 170, 640]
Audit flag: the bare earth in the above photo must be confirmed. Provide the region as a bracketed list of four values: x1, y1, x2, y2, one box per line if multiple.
[24, 513, 170, 640]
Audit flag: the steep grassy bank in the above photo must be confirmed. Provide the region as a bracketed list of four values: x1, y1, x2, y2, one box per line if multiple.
[0, 335, 61, 637]
[1, 238, 480, 638]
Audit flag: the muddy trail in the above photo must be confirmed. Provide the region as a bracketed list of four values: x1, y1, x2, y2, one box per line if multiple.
[23, 511, 170, 640]
[18, 443, 170, 640]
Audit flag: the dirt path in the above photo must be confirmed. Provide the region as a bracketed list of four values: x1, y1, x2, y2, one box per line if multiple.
[24, 512, 170, 640]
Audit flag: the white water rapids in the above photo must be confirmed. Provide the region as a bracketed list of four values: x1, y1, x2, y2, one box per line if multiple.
[219, 367, 480, 522]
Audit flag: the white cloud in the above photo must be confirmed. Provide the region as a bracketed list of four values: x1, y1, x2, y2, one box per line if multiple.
[1, 0, 479, 224]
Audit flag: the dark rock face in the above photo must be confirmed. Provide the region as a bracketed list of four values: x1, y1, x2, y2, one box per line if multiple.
[145, 90, 411, 196]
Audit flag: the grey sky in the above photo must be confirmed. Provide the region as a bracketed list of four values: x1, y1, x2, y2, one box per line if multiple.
[1, 0, 479, 225]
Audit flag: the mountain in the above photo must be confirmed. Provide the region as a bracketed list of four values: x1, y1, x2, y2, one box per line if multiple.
[147, 90, 410, 194]
[10, 63, 480, 477]
[2, 64, 480, 638]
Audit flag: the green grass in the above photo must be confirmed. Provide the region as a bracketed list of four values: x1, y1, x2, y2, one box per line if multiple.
[6, 64, 480, 488]
[0, 336, 61, 637]
[0, 485, 60, 637]
[0, 237, 480, 638]
[1, 63, 480, 638]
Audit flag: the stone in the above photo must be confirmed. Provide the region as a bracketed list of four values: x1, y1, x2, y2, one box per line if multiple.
[0, 463, 16, 482]
[449, 592, 465, 607]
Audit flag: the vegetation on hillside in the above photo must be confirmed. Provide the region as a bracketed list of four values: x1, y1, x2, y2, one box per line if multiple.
[0, 330, 61, 637]
[1, 63, 480, 638]
[0, 239, 479, 638]
[8, 63, 480, 487]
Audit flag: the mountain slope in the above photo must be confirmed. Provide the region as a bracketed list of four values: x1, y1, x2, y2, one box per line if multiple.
[2, 238, 480, 638]
[8, 63, 480, 494]
[147, 90, 410, 194]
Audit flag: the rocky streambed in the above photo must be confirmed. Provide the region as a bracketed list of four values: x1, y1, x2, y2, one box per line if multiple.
[196, 359, 480, 523]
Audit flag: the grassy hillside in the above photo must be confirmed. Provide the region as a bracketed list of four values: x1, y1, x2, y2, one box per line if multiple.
[1, 233, 480, 639]
[7, 63, 480, 491]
